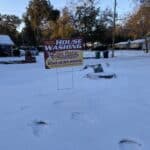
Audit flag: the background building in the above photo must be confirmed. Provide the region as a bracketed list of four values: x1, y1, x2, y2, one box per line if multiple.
[0, 35, 14, 56]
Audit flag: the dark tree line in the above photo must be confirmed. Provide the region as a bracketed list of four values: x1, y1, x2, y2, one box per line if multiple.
[0, 0, 149, 47]
[22, 0, 60, 45]
[0, 14, 21, 45]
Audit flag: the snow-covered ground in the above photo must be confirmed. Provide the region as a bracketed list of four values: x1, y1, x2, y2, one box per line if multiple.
[0, 50, 150, 150]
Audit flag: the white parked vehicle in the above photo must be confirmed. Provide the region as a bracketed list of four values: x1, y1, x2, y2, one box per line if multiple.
[115, 38, 150, 50]
[29, 47, 39, 56]
[19, 49, 26, 56]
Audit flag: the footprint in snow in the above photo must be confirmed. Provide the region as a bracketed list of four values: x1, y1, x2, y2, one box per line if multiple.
[71, 112, 83, 120]
[20, 105, 30, 111]
[29, 120, 50, 137]
[119, 138, 142, 150]
[53, 100, 64, 105]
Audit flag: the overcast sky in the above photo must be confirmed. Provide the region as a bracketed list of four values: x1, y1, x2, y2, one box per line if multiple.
[0, 0, 135, 18]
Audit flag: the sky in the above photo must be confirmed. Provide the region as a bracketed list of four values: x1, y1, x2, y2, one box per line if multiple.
[0, 0, 135, 18]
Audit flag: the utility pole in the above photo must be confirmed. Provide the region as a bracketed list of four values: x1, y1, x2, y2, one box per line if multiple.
[112, 0, 117, 57]
[140, 0, 150, 53]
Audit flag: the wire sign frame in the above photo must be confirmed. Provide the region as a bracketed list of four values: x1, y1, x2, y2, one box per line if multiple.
[56, 67, 74, 90]
[44, 38, 83, 90]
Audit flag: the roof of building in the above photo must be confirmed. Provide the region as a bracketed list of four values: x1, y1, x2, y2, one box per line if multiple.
[0, 35, 14, 45]
[131, 39, 145, 44]
[116, 39, 147, 45]
[115, 41, 128, 45]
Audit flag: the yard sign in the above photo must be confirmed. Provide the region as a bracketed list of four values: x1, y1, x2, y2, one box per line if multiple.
[44, 38, 83, 69]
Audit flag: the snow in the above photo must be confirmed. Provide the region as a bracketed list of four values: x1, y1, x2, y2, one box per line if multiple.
[116, 41, 128, 45]
[131, 39, 145, 44]
[0, 50, 150, 150]
[0, 35, 14, 45]
[115, 38, 150, 47]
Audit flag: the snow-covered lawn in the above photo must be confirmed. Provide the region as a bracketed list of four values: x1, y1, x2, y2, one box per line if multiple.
[0, 50, 150, 150]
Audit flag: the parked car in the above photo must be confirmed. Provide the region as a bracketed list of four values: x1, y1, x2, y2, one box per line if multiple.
[13, 49, 20, 56]
[12, 48, 26, 57]
[19, 49, 26, 56]
[29, 47, 39, 56]
[0, 45, 12, 56]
